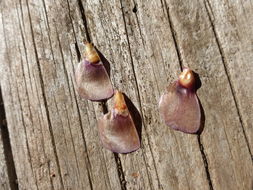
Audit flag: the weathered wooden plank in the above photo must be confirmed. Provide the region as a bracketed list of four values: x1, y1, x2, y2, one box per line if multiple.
[0, 12, 12, 189]
[0, 0, 122, 189]
[164, 0, 253, 189]
[1, 0, 252, 189]
[83, 0, 211, 189]
[1, 1, 62, 189]
[83, 1, 161, 189]
[204, 0, 253, 154]
[120, 0, 212, 189]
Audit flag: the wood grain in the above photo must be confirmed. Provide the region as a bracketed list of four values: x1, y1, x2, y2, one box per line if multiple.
[0, 0, 252, 189]
[204, 0, 253, 154]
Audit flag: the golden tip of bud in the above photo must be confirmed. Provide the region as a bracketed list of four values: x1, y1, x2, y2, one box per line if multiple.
[179, 68, 195, 88]
[84, 43, 100, 64]
[114, 90, 127, 111]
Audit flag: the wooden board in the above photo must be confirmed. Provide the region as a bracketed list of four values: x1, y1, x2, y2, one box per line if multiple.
[0, 0, 252, 189]
[205, 0, 253, 154]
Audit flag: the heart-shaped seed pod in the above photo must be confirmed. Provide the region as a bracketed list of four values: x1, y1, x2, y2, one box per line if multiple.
[159, 68, 201, 134]
[75, 43, 113, 101]
[98, 91, 140, 153]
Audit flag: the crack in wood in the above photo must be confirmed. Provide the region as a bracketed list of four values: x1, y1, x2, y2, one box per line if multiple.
[77, 0, 91, 42]
[69, 77, 94, 190]
[163, 1, 215, 189]
[119, 0, 163, 189]
[24, 0, 65, 188]
[203, 0, 252, 157]
[74, 1, 129, 188]
[14, 78, 39, 190]
[198, 136, 214, 190]
[113, 153, 127, 190]
[0, 87, 19, 190]
[163, 0, 183, 71]
[99, 101, 126, 190]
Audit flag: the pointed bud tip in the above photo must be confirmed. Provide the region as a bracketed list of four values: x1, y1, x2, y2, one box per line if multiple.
[178, 68, 195, 89]
[114, 90, 127, 112]
[84, 42, 100, 64]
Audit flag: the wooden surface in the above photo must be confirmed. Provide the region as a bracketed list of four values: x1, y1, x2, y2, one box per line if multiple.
[0, 0, 252, 189]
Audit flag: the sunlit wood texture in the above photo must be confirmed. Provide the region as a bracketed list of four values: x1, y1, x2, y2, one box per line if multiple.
[0, 0, 252, 189]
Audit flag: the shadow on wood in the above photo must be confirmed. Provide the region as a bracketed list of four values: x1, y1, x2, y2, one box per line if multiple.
[123, 93, 142, 143]
[0, 87, 18, 190]
[193, 71, 205, 135]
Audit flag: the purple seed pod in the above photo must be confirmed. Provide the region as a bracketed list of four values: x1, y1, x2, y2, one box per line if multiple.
[159, 68, 201, 134]
[75, 43, 113, 101]
[98, 91, 140, 153]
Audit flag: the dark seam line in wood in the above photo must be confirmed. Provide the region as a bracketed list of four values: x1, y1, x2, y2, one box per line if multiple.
[172, 133, 191, 188]
[41, 0, 50, 32]
[131, 0, 161, 95]
[64, 103, 82, 179]
[120, 0, 162, 189]
[24, 3, 57, 189]
[68, 38, 94, 190]
[132, 1, 145, 47]
[52, 95, 69, 154]
[69, 3, 115, 184]
[18, 45, 53, 189]
[159, 0, 166, 15]
[40, 0, 57, 68]
[96, 0, 117, 84]
[25, 0, 65, 188]
[16, 4, 40, 134]
[66, 0, 77, 39]
[55, 25, 73, 102]
[0, 87, 19, 190]
[221, 124, 239, 184]
[163, 0, 183, 71]
[198, 136, 214, 190]
[55, 20, 82, 182]
[16, 3, 55, 188]
[18, 1, 44, 105]
[1, 14, 20, 190]
[119, 1, 162, 189]
[18, 44, 44, 189]
[15, 80, 39, 190]
[163, 1, 214, 189]
[33, 71, 56, 190]
[74, 1, 122, 189]
[77, 0, 91, 42]
[9, 11, 39, 189]
[66, 0, 80, 62]
[113, 153, 127, 190]
[27, 2, 63, 188]
[204, 0, 252, 158]
[70, 77, 94, 190]
[18, 40, 36, 142]
[18, 0, 25, 32]
[91, 102, 113, 190]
